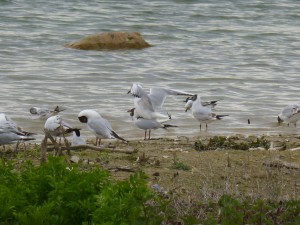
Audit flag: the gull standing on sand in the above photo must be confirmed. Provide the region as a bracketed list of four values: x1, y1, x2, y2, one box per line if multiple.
[127, 108, 178, 140]
[0, 113, 35, 146]
[78, 109, 127, 146]
[127, 83, 194, 120]
[191, 94, 228, 130]
[30, 106, 66, 120]
[277, 104, 300, 126]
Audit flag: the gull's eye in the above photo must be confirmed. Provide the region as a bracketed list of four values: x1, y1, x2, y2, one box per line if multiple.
[78, 116, 88, 123]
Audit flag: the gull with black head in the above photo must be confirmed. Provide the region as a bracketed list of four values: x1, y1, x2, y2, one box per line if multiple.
[127, 108, 177, 140]
[78, 109, 127, 146]
[127, 83, 194, 120]
[191, 94, 228, 130]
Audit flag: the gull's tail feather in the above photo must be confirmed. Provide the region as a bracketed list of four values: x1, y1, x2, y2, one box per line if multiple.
[216, 115, 229, 120]
[111, 130, 127, 142]
[65, 127, 81, 135]
[20, 131, 37, 136]
[20, 136, 35, 142]
[162, 124, 178, 129]
[53, 106, 66, 113]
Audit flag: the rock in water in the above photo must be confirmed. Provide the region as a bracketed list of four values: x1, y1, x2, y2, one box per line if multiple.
[65, 31, 151, 50]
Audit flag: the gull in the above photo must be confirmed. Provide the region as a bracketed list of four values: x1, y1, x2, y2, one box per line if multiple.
[30, 106, 66, 120]
[0, 113, 35, 146]
[184, 96, 218, 112]
[44, 115, 79, 144]
[127, 108, 178, 140]
[191, 94, 228, 130]
[277, 104, 300, 126]
[78, 109, 127, 146]
[71, 129, 86, 146]
[127, 83, 194, 120]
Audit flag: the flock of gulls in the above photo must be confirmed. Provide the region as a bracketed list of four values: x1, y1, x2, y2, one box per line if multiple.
[1, 83, 300, 150]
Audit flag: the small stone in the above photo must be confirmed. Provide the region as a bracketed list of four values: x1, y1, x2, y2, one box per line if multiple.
[70, 155, 80, 163]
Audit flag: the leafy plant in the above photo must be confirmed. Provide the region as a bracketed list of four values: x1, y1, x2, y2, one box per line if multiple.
[0, 157, 299, 225]
[172, 162, 191, 171]
[195, 136, 270, 151]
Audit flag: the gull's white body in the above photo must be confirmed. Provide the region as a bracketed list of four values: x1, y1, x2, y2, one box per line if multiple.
[71, 130, 86, 146]
[30, 106, 65, 120]
[278, 104, 300, 126]
[44, 115, 73, 138]
[78, 110, 126, 146]
[129, 83, 193, 119]
[128, 108, 177, 140]
[184, 96, 218, 112]
[0, 113, 35, 145]
[191, 95, 227, 130]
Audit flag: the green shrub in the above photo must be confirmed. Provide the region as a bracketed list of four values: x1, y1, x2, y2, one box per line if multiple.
[171, 161, 191, 171]
[195, 136, 270, 151]
[0, 158, 299, 225]
[202, 195, 300, 225]
[0, 158, 165, 225]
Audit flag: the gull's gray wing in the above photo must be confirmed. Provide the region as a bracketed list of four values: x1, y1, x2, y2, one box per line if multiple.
[128, 83, 148, 98]
[281, 104, 299, 119]
[88, 117, 113, 138]
[88, 117, 126, 141]
[149, 88, 194, 110]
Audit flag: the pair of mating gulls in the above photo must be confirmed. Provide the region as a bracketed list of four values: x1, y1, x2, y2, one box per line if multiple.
[127, 83, 226, 139]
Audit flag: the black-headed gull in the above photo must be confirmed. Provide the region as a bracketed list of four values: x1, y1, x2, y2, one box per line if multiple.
[0, 113, 35, 146]
[277, 104, 300, 126]
[191, 94, 228, 130]
[30, 106, 66, 120]
[127, 108, 177, 140]
[184, 96, 218, 112]
[44, 115, 79, 141]
[78, 109, 127, 146]
[127, 83, 194, 119]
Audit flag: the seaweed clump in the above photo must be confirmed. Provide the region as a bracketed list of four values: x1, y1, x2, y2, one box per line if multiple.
[195, 136, 270, 151]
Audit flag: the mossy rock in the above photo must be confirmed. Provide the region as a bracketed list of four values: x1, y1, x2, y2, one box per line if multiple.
[65, 31, 152, 50]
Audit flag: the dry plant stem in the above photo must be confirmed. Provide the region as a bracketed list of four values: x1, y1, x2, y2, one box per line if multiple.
[43, 129, 62, 156]
[40, 136, 47, 164]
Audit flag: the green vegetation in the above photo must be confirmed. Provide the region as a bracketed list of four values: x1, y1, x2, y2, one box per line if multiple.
[171, 161, 191, 171]
[195, 136, 270, 151]
[0, 157, 299, 224]
[0, 157, 163, 225]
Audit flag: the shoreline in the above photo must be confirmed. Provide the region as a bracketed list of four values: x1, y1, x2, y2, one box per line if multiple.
[1, 133, 299, 202]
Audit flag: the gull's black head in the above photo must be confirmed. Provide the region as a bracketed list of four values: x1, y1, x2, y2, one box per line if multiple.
[184, 96, 191, 103]
[190, 94, 198, 101]
[78, 116, 88, 123]
[78, 109, 101, 123]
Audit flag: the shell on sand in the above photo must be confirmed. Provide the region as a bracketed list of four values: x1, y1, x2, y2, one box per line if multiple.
[65, 31, 151, 50]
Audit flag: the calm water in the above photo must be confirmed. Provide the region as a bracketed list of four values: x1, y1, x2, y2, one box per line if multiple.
[1, 0, 300, 141]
